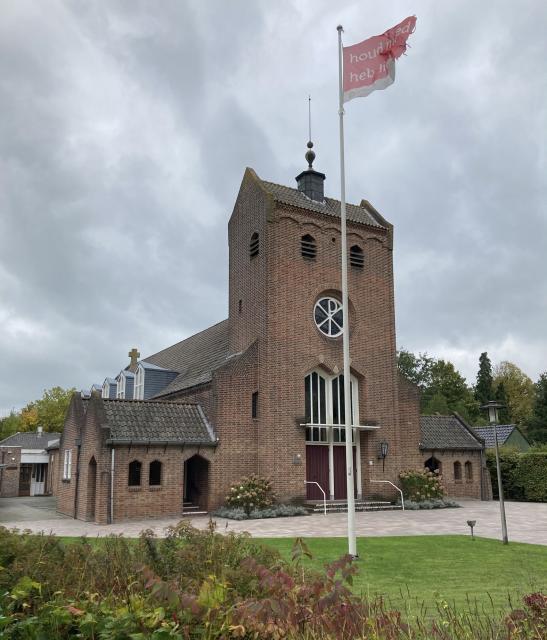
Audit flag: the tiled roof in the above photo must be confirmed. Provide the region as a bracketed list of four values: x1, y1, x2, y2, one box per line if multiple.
[102, 399, 216, 445]
[473, 425, 517, 448]
[144, 319, 232, 397]
[0, 431, 62, 450]
[420, 415, 483, 451]
[260, 180, 387, 229]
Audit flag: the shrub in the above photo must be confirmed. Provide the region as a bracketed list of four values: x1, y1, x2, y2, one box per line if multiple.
[487, 451, 547, 502]
[398, 468, 445, 502]
[213, 504, 308, 520]
[403, 498, 460, 510]
[225, 474, 276, 514]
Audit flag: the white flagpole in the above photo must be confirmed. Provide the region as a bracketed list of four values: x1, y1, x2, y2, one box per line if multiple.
[337, 24, 357, 558]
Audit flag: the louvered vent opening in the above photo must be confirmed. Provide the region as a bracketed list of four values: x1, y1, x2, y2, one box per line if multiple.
[249, 232, 259, 258]
[301, 234, 317, 260]
[350, 245, 364, 268]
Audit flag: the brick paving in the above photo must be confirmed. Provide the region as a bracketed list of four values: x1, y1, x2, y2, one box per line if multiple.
[1, 497, 546, 545]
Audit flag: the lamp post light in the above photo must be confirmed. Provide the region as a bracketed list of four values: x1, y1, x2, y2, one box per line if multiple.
[378, 441, 389, 472]
[481, 400, 508, 545]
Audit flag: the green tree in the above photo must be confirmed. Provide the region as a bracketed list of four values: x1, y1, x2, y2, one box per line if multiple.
[422, 359, 477, 423]
[20, 386, 75, 433]
[422, 392, 449, 415]
[0, 411, 23, 441]
[397, 349, 434, 389]
[474, 352, 493, 406]
[493, 361, 534, 428]
[527, 372, 547, 444]
[494, 382, 511, 424]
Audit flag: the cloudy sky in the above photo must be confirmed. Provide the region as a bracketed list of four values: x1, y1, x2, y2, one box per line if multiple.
[1, 0, 546, 414]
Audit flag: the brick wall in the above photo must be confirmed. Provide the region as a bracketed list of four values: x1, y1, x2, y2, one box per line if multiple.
[0, 447, 21, 497]
[421, 450, 486, 500]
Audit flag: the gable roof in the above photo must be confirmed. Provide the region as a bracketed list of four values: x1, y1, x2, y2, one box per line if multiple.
[101, 399, 216, 445]
[260, 180, 387, 230]
[0, 431, 62, 450]
[473, 425, 524, 448]
[420, 414, 484, 451]
[143, 319, 232, 397]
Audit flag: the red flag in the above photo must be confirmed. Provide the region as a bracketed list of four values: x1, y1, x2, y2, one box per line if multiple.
[343, 16, 416, 103]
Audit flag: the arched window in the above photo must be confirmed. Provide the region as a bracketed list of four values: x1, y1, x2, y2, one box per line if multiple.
[465, 461, 473, 481]
[134, 365, 145, 400]
[149, 460, 162, 486]
[128, 460, 141, 486]
[454, 461, 462, 481]
[425, 457, 441, 474]
[301, 234, 317, 260]
[304, 371, 359, 443]
[250, 232, 259, 258]
[350, 245, 364, 268]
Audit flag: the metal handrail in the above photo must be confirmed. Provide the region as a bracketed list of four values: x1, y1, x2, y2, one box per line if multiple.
[304, 481, 327, 515]
[369, 479, 405, 511]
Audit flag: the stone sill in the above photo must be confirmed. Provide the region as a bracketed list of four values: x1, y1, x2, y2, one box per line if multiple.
[148, 486, 162, 491]
[128, 486, 142, 492]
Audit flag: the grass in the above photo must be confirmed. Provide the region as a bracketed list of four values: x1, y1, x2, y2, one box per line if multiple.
[257, 535, 547, 614]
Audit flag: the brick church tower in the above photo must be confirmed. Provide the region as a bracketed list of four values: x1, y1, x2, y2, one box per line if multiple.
[227, 146, 422, 503]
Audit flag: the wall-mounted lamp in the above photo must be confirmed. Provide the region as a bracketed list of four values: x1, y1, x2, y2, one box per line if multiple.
[378, 441, 389, 472]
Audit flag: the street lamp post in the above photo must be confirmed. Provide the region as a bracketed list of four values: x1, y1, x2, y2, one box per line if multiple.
[481, 400, 508, 545]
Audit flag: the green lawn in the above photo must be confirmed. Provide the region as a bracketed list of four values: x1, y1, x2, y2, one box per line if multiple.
[257, 535, 547, 614]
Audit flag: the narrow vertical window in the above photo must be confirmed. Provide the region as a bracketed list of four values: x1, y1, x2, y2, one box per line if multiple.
[250, 232, 259, 258]
[252, 391, 258, 419]
[454, 461, 462, 481]
[63, 449, 72, 480]
[128, 460, 142, 486]
[149, 460, 162, 486]
[465, 461, 473, 481]
[301, 234, 317, 259]
[350, 245, 364, 268]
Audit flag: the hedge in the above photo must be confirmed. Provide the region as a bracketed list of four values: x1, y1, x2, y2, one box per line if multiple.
[487, 451, 547, 502]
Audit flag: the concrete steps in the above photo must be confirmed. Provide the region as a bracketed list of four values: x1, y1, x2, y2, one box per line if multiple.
[182, 501, 208, 517]
[308, 500, 402, 513]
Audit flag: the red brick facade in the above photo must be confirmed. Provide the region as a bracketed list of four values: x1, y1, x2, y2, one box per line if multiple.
[55, 167, 488, 523]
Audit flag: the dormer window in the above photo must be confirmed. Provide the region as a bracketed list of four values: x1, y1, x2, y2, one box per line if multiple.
[250, 232, 259, 258]
[301, 234, 316, 260]
[116, 374, 126, 399]
[134, 365, 145, 400]
[350, 245, 364, 269]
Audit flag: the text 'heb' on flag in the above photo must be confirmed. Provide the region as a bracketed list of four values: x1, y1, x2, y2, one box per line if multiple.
[343, 16, 416, 103]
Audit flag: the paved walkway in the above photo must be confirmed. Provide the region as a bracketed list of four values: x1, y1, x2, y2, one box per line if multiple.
[1, 497, 546, 545]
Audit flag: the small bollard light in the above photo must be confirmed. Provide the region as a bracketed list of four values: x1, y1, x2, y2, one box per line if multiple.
[467, 520, 476, 540]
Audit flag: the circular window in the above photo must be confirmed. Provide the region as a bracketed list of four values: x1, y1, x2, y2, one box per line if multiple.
[314, 297, 343, 337]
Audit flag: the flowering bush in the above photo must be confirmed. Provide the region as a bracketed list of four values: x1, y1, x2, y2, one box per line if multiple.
[399, 468, 445, 502]
[225, 474, 276, 515]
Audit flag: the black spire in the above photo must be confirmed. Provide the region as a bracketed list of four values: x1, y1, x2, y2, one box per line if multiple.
[295, 98, 325, 202]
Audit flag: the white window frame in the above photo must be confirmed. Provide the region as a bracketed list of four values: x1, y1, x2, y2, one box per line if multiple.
[134, 365, 145, 400]
[102, 381, 110, 398]
[304, 370, 359, 444]
[63, 449, 72, 480]
[116, 373, 126, 399]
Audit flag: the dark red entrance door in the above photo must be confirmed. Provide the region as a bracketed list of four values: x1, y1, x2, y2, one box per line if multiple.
[333, 447, 357, 499]
[305, 446, 329, 500]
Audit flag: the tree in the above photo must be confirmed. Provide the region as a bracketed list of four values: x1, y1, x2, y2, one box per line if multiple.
[494, 382, 511, 424]
[20, 386, 75, 433]
[0, 411, 23, 441]
[474, 352, 493, 406]
[397, 350, 434, 390]
[493, 361, 534, 428]
[527, 372, 547, 444]
[421, 359, 477, 423]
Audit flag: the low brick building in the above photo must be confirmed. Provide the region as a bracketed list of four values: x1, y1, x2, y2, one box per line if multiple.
[56, 156, 490, 523]
[0, 429, 61, 497]
[420, 414, 491, 500]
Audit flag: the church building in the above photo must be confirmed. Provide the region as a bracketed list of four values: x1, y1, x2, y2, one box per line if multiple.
[55, 149, 489, 524]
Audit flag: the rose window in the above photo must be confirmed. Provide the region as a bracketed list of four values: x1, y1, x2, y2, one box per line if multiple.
[314, 297, 343, 337]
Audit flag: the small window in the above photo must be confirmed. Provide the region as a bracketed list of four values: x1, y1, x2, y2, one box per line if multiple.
[301, 234, 316, 260]
[250, 232, 259, 258]
[252, 391, 258, 419]
[465, 461, 473, 481]
[238, 299, 243, 314]
[63, 449, 72, 480]
[149, 460, 162, 486]
[454, 461, 462, 481]
[350, 245, 364, 268]
[128, 460, 142, 486]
